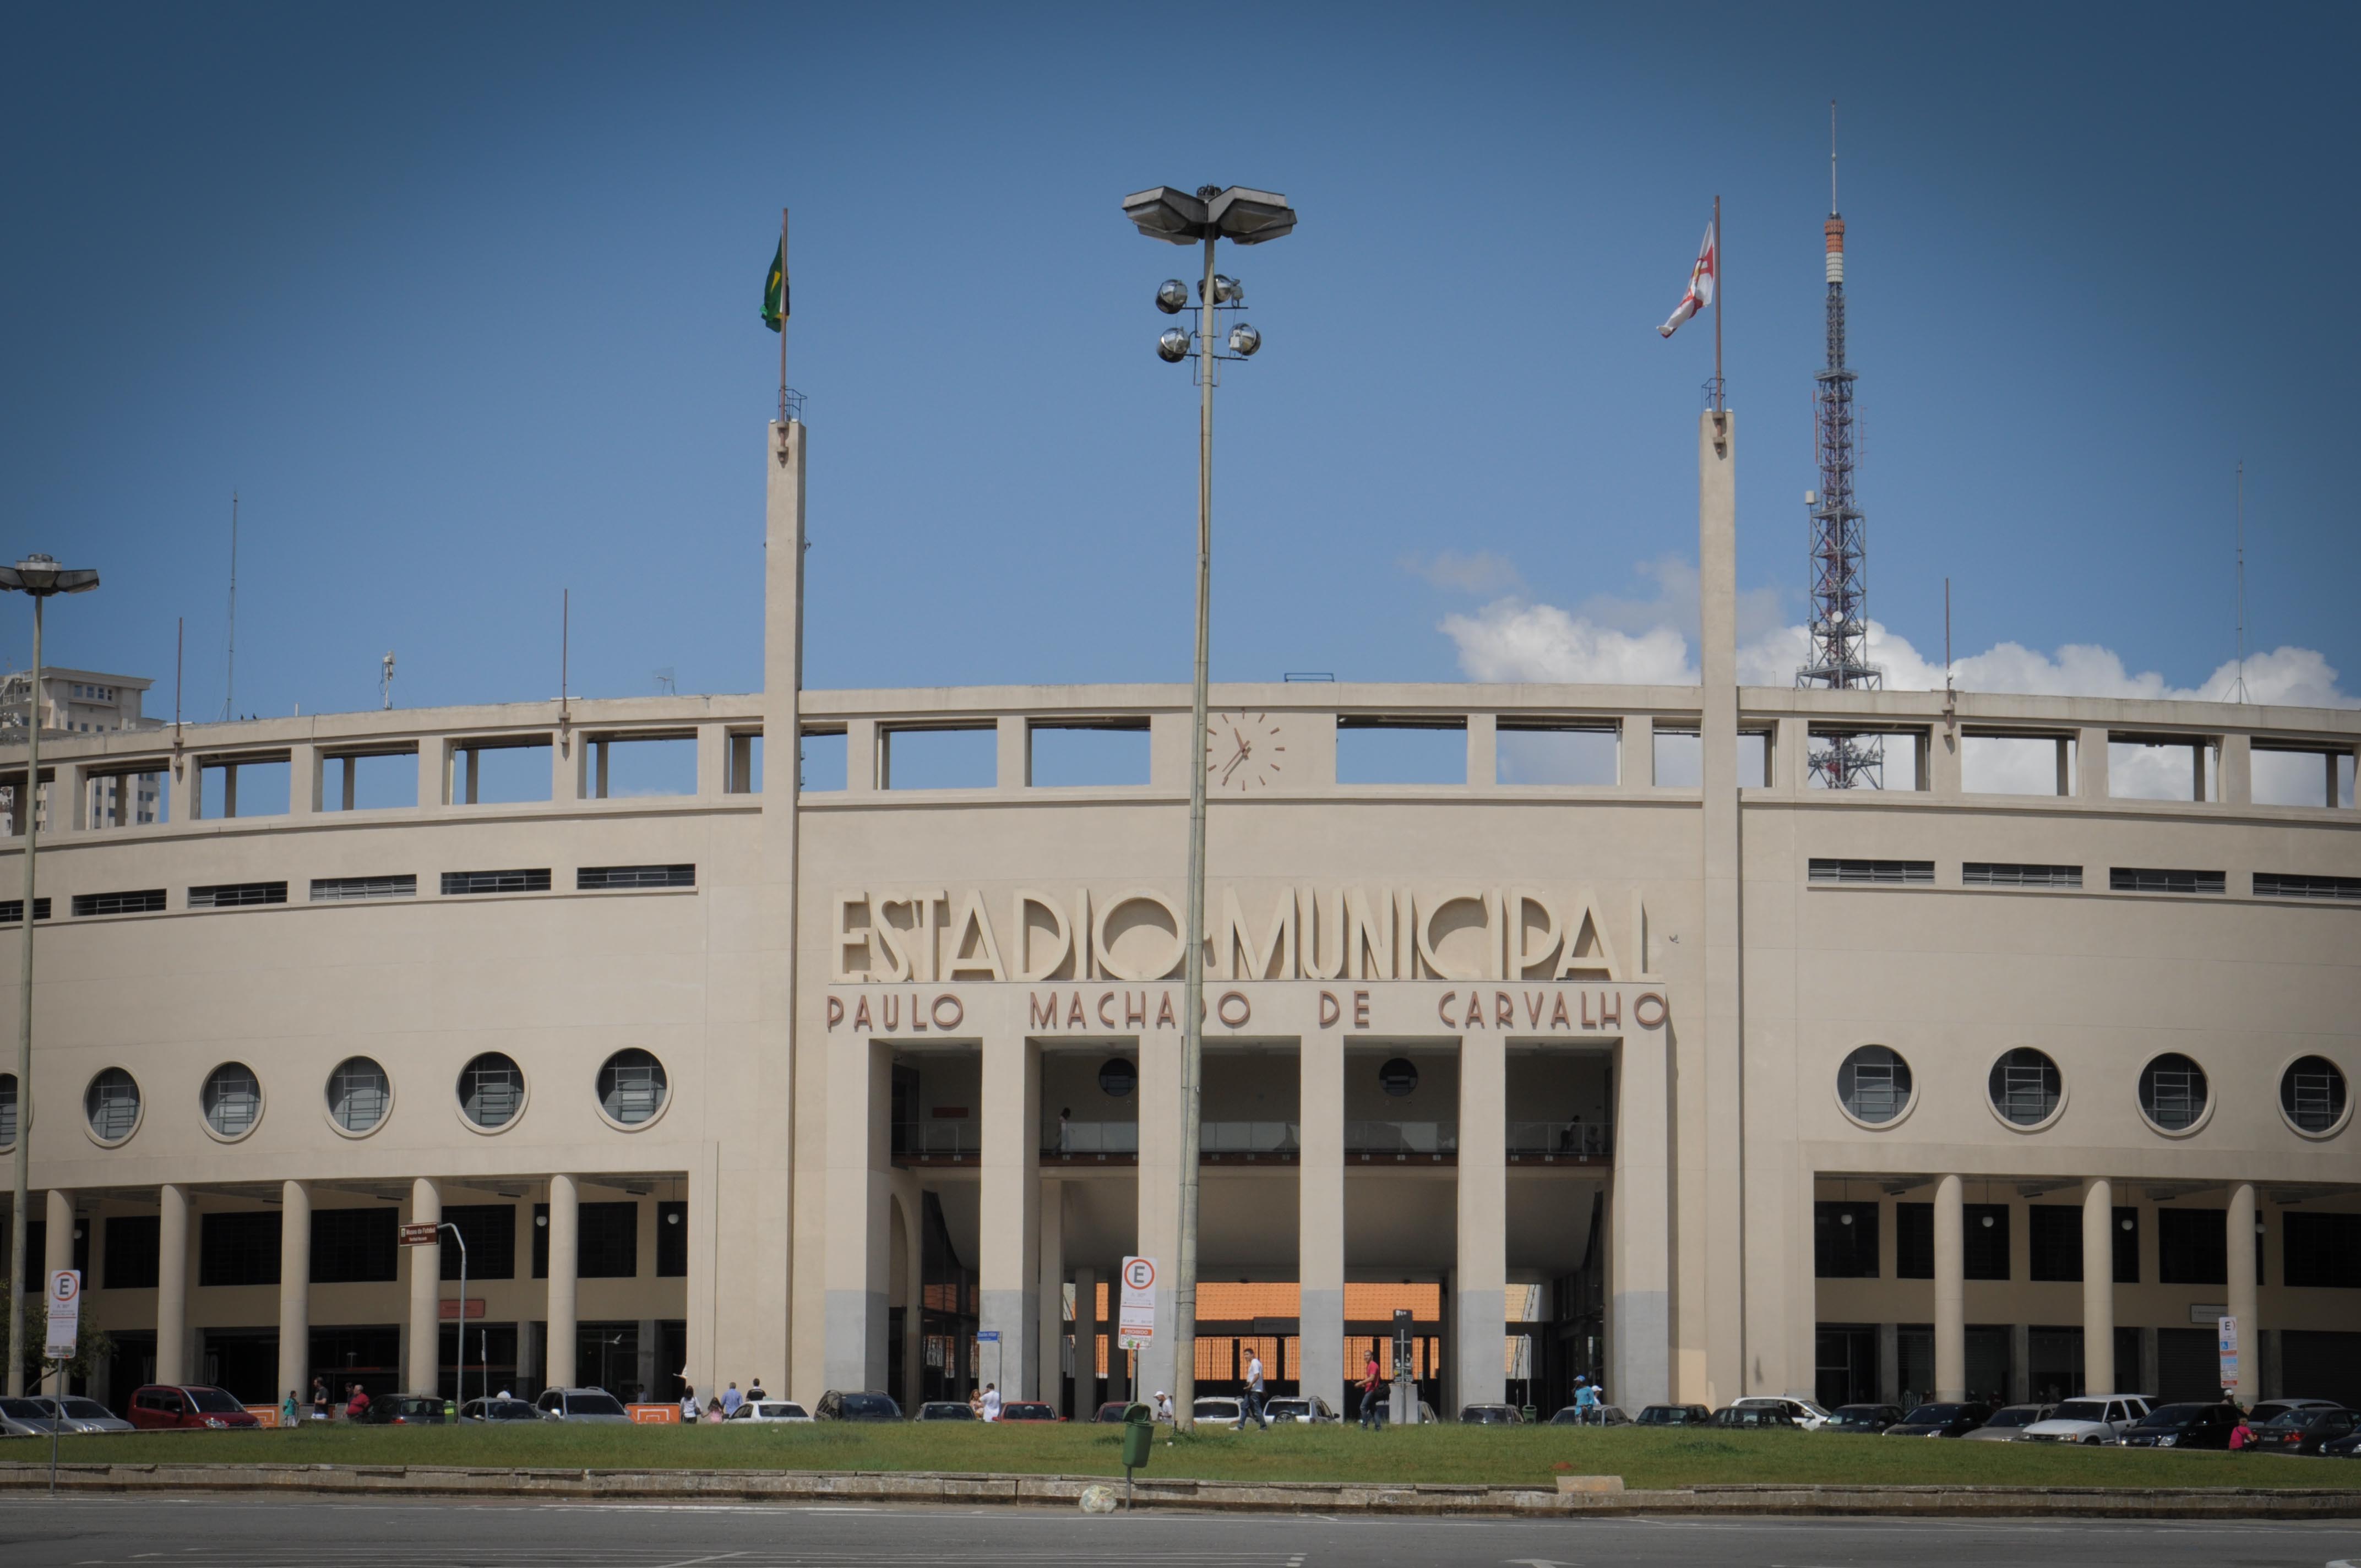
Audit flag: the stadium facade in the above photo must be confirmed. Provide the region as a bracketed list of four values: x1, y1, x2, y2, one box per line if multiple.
[4, 414, 2356, 1417]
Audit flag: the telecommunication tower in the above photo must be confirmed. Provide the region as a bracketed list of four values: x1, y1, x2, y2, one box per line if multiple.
[1797, 104, 1884, 788]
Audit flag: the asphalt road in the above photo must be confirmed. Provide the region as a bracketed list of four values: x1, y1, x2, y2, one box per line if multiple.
[0, 1495, 2357, 1568]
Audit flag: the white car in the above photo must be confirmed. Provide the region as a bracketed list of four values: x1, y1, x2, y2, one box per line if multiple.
[1264, 1395, 1341, 1424]
[1732, 1396, 1834, 1431]
[726, 1400, 812, 1423]
[2020, 1393, 2151, 1444]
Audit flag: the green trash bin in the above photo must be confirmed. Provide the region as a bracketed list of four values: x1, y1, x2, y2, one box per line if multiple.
[1119, 1402, 1154, 1506]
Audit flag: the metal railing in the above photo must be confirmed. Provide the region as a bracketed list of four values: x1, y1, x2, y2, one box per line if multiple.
[1045, 1119, 1139, 1156]
[891, 1120, 979, 1159]
[1506, 1120, 1613, 1158]
[1198, 1119, 1298, 1155]
[1345, 1119, 1456, 1156]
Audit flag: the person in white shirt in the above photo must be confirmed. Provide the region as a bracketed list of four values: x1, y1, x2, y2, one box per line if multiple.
[1152, 1390, 1174, 1423]
[1236, 1352, 1270, 1430]
[981, 1382, 1002, 1421]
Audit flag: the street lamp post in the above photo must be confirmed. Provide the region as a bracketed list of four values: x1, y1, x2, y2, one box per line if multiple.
[2, 554, 98, 1400]
[1120, 183, 1295, 1433]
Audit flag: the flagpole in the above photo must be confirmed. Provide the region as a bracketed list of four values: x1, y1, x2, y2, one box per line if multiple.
[779, 207, 791, 423]
[1712, 193, 1724, 416]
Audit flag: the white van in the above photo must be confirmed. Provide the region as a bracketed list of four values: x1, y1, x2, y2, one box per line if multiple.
[2019, 1393, 2151, 1444]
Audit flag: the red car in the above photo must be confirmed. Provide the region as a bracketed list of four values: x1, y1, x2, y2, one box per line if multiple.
[997, 1401, 1062, 1422]
[127, 1385, 262, 1430]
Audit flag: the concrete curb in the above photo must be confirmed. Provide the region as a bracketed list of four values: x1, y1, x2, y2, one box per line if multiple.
[3, 1462, 2358, 1518]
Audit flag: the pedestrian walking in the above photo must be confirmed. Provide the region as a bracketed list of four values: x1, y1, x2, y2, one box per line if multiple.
[721, 1381, 743, 1417]
[1574, 1375, 1600, 1425]
[679, 1386, 699, 1423]
[969, 1386, 984, 1418]
[982, 1382, 1003, 1421]
[1152, 1390, 1174, 1423]
[703, 1397, 725, 1424]
[345, 1382, 371, 1422]
[280, 1389, 300, 1429]
[746, 1376, 768, 1401]
[1359, 1351, 1386, 1431]
[1236, 1352, 1269, 1430]
[311, 1378, 330, 1422]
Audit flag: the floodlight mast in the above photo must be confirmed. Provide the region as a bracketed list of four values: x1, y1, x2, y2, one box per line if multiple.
[1120, 183, 1294, 1434]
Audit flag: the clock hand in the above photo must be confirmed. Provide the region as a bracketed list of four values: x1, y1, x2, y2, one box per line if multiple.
[1221, 750, 1247, 784]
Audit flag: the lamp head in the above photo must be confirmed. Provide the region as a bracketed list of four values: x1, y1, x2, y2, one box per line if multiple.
[1156, 328, 1193, 363]
[0, 554, 100, 597]
[1122, 186, 1210, 245]
[1207, 186, 1297, 244]
[1226, 322, 1261, 357]
[1154, 279, 1190, 314]
[1201, 274, 1243, 305]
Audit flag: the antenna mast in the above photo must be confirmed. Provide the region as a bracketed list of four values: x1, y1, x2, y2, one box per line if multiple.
[1797, 99, 1885, 788]
[2231, 461, 2250, 703]
[222, 493, 239, 721]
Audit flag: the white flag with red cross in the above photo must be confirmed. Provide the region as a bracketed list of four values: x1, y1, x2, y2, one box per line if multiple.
[1658, 219, 1717, 337]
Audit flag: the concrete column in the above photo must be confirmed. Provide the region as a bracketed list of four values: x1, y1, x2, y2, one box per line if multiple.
[2227, 1183, 2258, 1406]
[1134, 1025, 1182, 1402]
[1623, 716, 1655, 787]
[844, 718, 878, 793]
[1695, 407, 1744, 1407]
[1933, 1174, 1965, 1401]
[2077, 728, 2110, 800]
[1465, 714, 1497, 789]
[405, 1177, 442, 1393]
[552, 733, 581, 803]
[278, 1182, 311, 1405]
[2081, 1178, 2115, 1395]
[1075, 1265, 1100, 1417]
[996, 715, 1029, 790]
[2218, 733, 2251, 805]
[1929, 723, 1962, 797]
[1775, 716, 1809, 793]
[1299, 1032, 1345, 1413]
[546, 1175, 579, 1390]
[695, 722, 729, 798]
[2009, 1322, 2031, 1403]
[1036, 1178, 1064, 1411]
[980, 1034, 1041, 1397]
[1454, 1032, 1506, 1410]
[823, 1037, 890, 1393]
[417, 739, 447, 811]
[1876, 1321, 1900, 1404]
[155, 1184, 189, 1386]
[1609, 1021, 1673, 1408]
[290, 742, 320, 814]
[42, 1191, 74, 1395]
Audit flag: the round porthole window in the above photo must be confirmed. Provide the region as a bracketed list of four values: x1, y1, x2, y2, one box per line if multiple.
[1836, 1045, 1913, 1126]
[327, 1057, 391, 1134]
[1379, 1057, 1419, 1098]
[596, 1048, 668, 1127]
[2280, 1055, 2349, 1137]
[85, 1067, 142, 1144]
[2136, 1052, 2210, 1133]
[200, 1062, 263, 1139]
[459, 1052, 526, 1130]
[1097, 1057, 1138, 1098]
[1987, 1048, 2063, 1128]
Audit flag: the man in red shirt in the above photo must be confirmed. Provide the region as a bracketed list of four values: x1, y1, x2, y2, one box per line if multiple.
[345, 1383, 371, 1422]
[1359, 1352, 1386, 1430]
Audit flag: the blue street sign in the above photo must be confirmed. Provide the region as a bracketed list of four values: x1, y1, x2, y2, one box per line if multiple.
[977, 1330, 1000, 1342]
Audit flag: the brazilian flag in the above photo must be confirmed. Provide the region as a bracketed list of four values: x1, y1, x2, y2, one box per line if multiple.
[762, 240, 788, 332]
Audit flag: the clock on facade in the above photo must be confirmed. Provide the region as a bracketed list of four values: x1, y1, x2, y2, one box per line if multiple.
[1207, 712, 1285, 791]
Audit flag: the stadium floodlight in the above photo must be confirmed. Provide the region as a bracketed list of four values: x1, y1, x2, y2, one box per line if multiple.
[1155, 279, 1191, 315]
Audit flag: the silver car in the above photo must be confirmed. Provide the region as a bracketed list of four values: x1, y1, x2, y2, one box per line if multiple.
[1264, 1395, 1341, 1424]
[531, 1387, 633, 1424]
[38, 1396, 135, 1434]
[0, 1396, 72, 1436]
[1962, 1402, 2055, 1442]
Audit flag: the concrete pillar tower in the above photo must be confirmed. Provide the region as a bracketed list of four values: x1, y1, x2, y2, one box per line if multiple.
[1454, 1031, 1507, 1411]
[763, 413, 808, 1399]
[405, 1177, 442, 1394]
[1074, 1265, 1100, 1417]
[1297, 1033, 1345, 1414]
[2227, 1183, 2258, 1406]
[155, 1184, 189, 1386]
[2081, 1179, 2115, 1393]
[546, 1175, 579, 1390]
[1933, 1175, 1965, 1401]
[1036, 1178, 1065, 1411]
[42, 1190, 73, 1395]
[278, 1182, 311, 1403]
[979, 1034, 1042, 1396]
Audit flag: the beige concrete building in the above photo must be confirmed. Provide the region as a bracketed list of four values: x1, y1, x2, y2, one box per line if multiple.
[4, 415, 2356, 1418]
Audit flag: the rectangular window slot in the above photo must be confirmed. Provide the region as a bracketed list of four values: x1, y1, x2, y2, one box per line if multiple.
[1807, 728, 1925, 790]
[728, 730, 764, 794]
[105, 1214, 160, 1291]
[0, 767, 56, 837]
[1336, 716, 1467, 786]
[1809, 858, 1934, 885]
[578, 864, 695, 891]
[1963, 862, 2082, 889]
[578, 1201, 640, 1279]
[1651, 727, 1701, 787]
[879, 724, 997, 790]
[197, 755, 291, 820]
[2254, 872, 2361, 901]
[440, 868, 551, 896]
[1496, 720, 1619, 787]
[84, 767, 170, 828]
[310, 874, 417, 902]
[198, 1211, 282, 1288]
[0, 898, 52, 923]
[1738, 729, 1771, 787]
[72, 888, 166, 917]
[2110, 867, 2224, 895]
[323, 748, 418, 812]
[1962, 732, 2075, 796]
[1963, 1204, 2010, 1280]
[309, 1207, 398, 1284]
[2109, 734, 2217, 802]
[2157, 1207, 2229, 1285]
[587, 732, 697, 799]
[2283, 1212, 2361, 1288]
[2028, 1205, 2082, 1282]
[2253, 745, 2354, 808]
[1029, 718, 1151, 788]
[439, 1205, 517, 1281]
[188, 881, 288, 908]
[797, 728, 844, 792]
[451, 738, 552, 805]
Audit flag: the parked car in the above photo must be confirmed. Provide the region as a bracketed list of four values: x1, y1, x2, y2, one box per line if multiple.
[2250, 1397, 2344, 1427]
[1826, 1404, 1905, 1434]
[1460, 1403, 1524, 1424]
[1633, 1403, 1711, 1427]
[2020, 1394, 2151, 1445]
[1962, 1403, 2055, 1442]
[36, 1396, 134, 1434]
[1092, 1401, 1136, 1423]
[1732, 1396, 1834, 1431]
[1707, 1404, 1797, 1429]
[2323, 1426, 2361, 1460]
[355, 1393, 448, 1425]
[532, 1387, 631, 1424]
[458, 1397, 541, 1424]
[998, 1401, 1060, 1422]
[814, 1390, 902, 1422]
[913, 1400, 976, 1421]
[1193, 1397, 1247, 1427]
[2118, 1402, 2244, 1450]
[727, 1400, 813, 1423]
[1548, 1404, 1632, 1426]
[126, 1385, 260, 1431]
[2249, 1406, 2354, 1455]
[0, 1397, 71, 1436]
[1265, 1395, 1341, 1424]
[1885, 1402, 1992, 1439]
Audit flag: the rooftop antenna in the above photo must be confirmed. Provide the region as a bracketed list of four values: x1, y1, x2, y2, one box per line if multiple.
[2229, 461, 2250, 703]
[654, 666, 677, 696]
[380, 651, 396, 710]
[221, 492, 238, 721]
[558, 589, 572, 754]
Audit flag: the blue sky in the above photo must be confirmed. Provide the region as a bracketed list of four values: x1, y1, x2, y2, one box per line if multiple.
[4, 3, 2354, 717]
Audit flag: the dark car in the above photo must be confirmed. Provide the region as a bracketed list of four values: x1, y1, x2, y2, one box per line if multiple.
[1707, 1405, 1796, 1429]
[126, 1385, 261, 1431]
[458, 1398, 541, 1424]
[1884, 1403, 1991, 1439]
[1634, 1403, 1711, 1426]
[815, 1390, 902, 1422]
[914, 1401, 976, 1421]
[998, 1401, 1060, 1422]
[355, 1393, 448, 1426]
[2118, 1402, 2243, 1450]
[2325, 1426, 2361, 1460]
[1092, 1401, 1136, 1423]
[1826, 1403, 1904, 1433]
[2251, 1407, 2356, 1456]
[1460, 1404, 1523, 1424]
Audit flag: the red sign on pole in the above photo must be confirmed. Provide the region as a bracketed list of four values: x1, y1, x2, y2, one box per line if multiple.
[438, 1298, 485, 1320]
